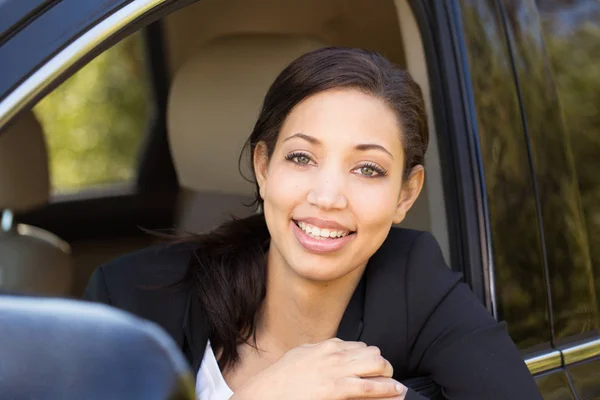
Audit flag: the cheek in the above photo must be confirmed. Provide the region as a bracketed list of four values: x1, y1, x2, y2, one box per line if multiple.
[348, 181, 401, 225]
[263, 165, 308, 211]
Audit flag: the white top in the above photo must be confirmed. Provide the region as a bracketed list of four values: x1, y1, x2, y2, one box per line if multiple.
[196, 340, 235, 400]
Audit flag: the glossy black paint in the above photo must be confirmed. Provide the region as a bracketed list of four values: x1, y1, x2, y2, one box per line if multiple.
[535, 0, 600, 347]
[500, 0, 600, 344]
[568, 357, 600, 400]
[458, 0, 553, 351]
[535, 370, 577, 400]
[0, 0, 55, 40]
[409, 0, 489, 307]
[0, 0, 133, 101]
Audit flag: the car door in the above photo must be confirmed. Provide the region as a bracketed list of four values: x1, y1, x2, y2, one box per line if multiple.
[502, 0, 600, 398]
[458, 0, 600, 398]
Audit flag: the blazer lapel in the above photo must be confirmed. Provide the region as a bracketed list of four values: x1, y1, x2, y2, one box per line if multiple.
[336, 273, 366, 341]
[183, 289, 211, 376]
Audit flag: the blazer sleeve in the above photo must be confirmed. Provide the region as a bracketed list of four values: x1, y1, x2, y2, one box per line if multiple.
[404, 232, 543, 400]
[82, 265, 112, 305]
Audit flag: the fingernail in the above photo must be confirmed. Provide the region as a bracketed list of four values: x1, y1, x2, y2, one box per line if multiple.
[396, 384, 404, 393]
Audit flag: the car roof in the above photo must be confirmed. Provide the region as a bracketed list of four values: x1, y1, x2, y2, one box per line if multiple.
[0, 0, 51, 39]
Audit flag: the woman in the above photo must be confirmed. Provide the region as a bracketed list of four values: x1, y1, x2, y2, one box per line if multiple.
[84, 47, 542, 399]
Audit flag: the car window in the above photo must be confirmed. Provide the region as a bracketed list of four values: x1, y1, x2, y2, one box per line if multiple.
[32, 32, 149, 195]
[458, 0, 552, 351]
[535, 370, 576, 400]
[567, 357, 600, 399]
[498, 0, 600, 345]
[535, 0, 600, 344]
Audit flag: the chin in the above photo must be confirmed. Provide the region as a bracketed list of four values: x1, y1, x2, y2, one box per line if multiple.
[287, 252, 361, 283]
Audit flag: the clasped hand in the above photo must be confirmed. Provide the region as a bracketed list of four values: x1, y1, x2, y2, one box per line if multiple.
[232, 338, 407, 399]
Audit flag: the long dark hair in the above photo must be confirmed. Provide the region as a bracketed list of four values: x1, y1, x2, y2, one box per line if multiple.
[189, 47, 429, 370]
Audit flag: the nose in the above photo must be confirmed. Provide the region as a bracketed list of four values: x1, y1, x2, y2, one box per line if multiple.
[306, 166, 348, 210]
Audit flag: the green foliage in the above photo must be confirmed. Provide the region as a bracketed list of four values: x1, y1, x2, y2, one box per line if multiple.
[33, 33, 148, 194]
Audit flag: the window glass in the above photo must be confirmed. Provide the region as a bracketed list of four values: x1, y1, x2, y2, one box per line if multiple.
[535, 0, 600, 343]
[568, 357, 600, 400]
[499, 0, 600, 342]
[33, 32, 149, 195]
[535, 370, 576, 400]
[458, 0, 552, 350]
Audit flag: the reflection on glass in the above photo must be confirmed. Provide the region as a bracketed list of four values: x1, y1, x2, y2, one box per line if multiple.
[568, 357, 600, 400]
[501, 0, 600, 341]
[33, 32, 149, 194]
[535, 0, 600, 342]
[535, 370, 576, 400]
[458, 0, 551, 350]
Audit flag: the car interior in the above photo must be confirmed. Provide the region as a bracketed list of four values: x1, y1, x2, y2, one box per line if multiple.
[0, 294, 195, 399]
[1, 0, 450, 299]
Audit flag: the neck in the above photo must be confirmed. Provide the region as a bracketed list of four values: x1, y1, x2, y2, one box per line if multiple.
[255, 246, 365, 355]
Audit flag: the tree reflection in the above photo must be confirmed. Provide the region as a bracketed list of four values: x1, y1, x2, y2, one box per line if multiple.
[460, 0, 551, 350]
[460, 0, 600, 349]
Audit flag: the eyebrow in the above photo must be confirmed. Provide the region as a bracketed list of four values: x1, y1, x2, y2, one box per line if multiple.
[284, 132, 320, 144]
[355, 143, 394, 159]
[284, 132, 394, 159]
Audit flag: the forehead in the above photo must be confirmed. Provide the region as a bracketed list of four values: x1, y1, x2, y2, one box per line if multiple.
[279, 88, 403, 151]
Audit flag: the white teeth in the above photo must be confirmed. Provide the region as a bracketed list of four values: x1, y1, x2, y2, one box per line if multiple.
[296, 221, 350, 239]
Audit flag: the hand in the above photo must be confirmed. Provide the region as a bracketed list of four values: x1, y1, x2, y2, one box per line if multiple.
[355, 377, 408, 400]
[232, 338, 406, 400]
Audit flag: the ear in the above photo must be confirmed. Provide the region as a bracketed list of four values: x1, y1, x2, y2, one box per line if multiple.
[393, 165, 425, 224]
[253, 142, 269, 200]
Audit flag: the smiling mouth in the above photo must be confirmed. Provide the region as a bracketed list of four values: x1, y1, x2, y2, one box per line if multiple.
[293, 220, 355, 240]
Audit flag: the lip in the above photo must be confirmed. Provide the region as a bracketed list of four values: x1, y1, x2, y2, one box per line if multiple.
[293, 217, 353, 232]
[291, 220, 355, 254]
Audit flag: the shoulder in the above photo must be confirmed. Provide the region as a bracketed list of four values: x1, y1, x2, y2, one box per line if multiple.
[369, 227, 454, 284]
[366, 227, 466, 342]
[101, 241, 197, 287]
[83, 241, 197, 309]
[382, 228, 461, 299]
[82, 241, 199, 347]
[376, 227, 465, 317]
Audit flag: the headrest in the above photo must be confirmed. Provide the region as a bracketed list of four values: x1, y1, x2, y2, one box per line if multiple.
[168, 34, 326, 195]
[0, 295, 195, 400]
[0, 111, 50, 212]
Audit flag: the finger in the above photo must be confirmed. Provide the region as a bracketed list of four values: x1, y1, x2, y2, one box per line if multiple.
[337, 377, 405, 399]
[339, 346, 392, 378]
[338, 341, 369, 350]
[345, 352, 394, 378]
[353, 397, 405, 400]
[317, 339, 367, 352]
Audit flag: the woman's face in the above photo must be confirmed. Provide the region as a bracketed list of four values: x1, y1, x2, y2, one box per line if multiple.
[255, 88, 424, 283]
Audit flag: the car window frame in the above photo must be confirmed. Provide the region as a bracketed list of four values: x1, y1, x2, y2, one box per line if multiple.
[0, 0, 195, 240]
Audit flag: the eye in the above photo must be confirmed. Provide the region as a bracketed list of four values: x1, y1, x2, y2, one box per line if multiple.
[285, 152, 315, 166]
[352, 163, 387, 178]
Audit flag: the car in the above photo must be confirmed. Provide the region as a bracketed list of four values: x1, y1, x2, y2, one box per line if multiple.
[1, 0, 598, 398]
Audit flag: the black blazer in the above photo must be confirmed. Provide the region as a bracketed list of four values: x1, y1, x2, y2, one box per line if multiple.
[83, 228, 543, 400]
